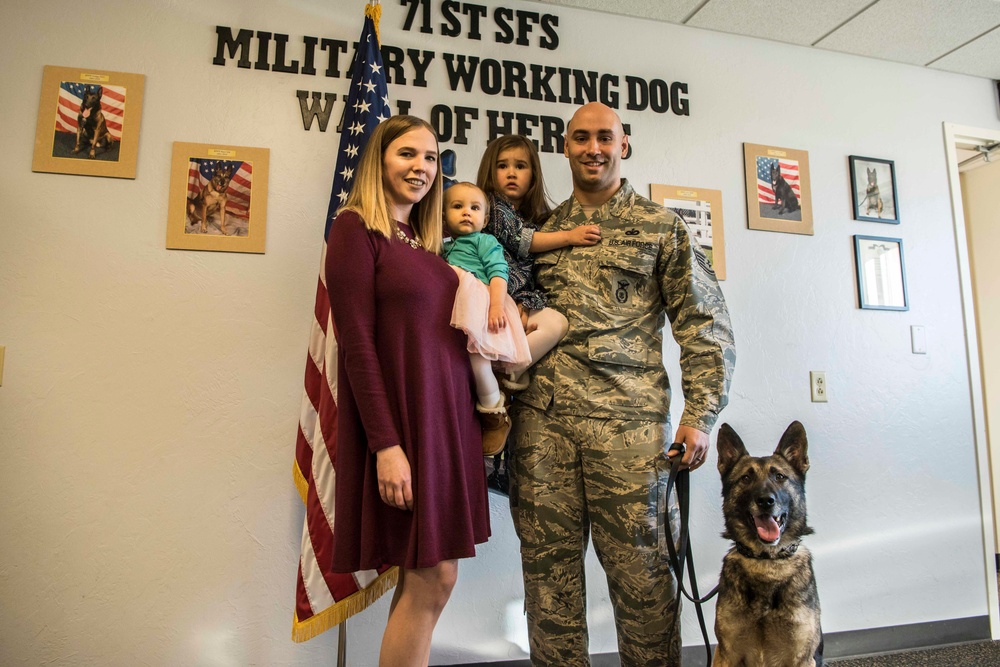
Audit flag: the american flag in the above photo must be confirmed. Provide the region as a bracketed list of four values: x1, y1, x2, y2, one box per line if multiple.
[292, 1, 395, 643]
[186, 159, 252, 219]
[756, 156, 800, 205]
[55, 82, 126, 140]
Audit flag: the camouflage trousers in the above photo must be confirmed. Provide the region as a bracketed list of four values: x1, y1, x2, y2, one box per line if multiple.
[509, 404, 682, 667]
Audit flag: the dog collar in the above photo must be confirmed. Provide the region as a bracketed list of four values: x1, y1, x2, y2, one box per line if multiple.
[733, 541, 800, 560]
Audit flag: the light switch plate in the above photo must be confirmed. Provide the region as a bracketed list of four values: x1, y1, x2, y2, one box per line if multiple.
[911, 325, 927, 354]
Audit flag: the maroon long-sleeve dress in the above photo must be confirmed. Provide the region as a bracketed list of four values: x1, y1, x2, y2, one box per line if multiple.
[326, 211, 490, 570]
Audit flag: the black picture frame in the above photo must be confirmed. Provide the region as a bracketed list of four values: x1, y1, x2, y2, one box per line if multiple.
[849, 156, 899, 223]
[853, 235, 908, 311]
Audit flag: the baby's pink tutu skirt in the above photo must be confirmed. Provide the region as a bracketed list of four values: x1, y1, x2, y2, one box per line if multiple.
[450, 269, 531, 371]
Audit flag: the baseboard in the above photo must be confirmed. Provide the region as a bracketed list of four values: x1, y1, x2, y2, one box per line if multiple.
[444, 616, 991, 666]
[823, 615, 990, 659]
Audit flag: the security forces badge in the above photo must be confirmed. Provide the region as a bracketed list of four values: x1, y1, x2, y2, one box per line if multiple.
[605, 228, 658, 308]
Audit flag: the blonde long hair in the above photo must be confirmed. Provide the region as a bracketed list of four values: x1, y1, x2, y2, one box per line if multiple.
[476, 134, 551, 223]
[340, 115, 443, 253]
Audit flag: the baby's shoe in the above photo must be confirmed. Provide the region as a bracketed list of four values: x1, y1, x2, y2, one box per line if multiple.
[477, 400, 511, 456]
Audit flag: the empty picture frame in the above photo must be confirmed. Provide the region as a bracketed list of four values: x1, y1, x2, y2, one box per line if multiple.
[166, 142, 269, 254]
[743, 143, 813, 235]
[32, 65, 145, 179]
[849, 155, 899, 223]
[650, 184, 726, 280]
[853, 235, 908, 310]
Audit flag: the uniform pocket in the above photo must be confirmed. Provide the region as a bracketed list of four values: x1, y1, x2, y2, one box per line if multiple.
[587, 332, 649, 368]
[586, 328, 652, 407]
[599, 244, 656, 275]
[598, 245, 656, 312]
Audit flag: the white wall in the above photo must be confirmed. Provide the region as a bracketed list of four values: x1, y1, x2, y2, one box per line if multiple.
[1, 0, 998, 665]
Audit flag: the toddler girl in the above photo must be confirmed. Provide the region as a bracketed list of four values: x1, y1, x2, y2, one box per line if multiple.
[476, 135, 602, 389]
[443, 182, 529, 455]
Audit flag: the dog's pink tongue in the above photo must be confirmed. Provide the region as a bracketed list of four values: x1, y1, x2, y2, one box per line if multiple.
[754, 516, 780, 542]
[81, 108, 91, 119]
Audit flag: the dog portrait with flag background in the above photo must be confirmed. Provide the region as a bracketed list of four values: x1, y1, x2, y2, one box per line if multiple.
[184, 158, 253, 237]
[165, 142, 269, 254]
[743, 142, 813, 235]
[32, 65, 145, 179]
[52, 81, 125, 161]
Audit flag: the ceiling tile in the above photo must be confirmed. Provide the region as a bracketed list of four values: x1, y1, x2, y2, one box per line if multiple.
[928, 25, 1000, 78]
[529, 0, 1000, 79]
[531, 0, 706, 23]
[686, 0, 875, 46]
[815, 0, 1000, 66]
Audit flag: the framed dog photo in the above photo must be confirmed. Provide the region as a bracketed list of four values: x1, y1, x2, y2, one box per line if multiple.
[849, 156, 898, 223]
[743, 143, 813, 235]
[650, 184, 726, 280]
[32, 65, 145, 179]
[166, 142, 269, 254]
[853, 235, 908, 311]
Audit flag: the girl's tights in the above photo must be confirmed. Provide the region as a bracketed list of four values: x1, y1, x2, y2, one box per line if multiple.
[523, 307, 569, 365]
[469, 306, 569, 407]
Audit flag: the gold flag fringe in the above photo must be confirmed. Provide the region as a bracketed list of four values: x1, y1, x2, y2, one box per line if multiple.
[292, 567, 399, 642]
[293, 460, 309, 504]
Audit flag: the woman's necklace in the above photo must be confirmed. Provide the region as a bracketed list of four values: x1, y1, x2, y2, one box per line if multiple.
[395, 224, 423, 251]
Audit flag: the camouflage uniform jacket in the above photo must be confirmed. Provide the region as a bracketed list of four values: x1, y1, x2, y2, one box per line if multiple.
[518, 179, 735, 432]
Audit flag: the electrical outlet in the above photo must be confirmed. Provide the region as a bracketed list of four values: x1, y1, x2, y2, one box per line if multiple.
[810, 371, 827, 403]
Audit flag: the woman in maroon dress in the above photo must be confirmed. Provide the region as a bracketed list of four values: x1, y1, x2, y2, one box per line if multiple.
[325, 115, 490, 666]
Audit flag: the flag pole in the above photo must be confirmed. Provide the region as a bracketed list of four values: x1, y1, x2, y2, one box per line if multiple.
[292, 0, 396, 646]
[337, 621, 347, 666]
[337, 8, 376, 667]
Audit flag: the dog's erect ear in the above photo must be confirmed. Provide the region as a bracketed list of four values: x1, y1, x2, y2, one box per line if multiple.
[717, 423, 748, 476]
[775, 421, 809, 476]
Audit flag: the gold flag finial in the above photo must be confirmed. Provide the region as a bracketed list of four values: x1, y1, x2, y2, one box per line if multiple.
[365, 1, 382, 45]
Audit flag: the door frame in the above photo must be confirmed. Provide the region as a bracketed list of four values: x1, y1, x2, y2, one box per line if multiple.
[943, 121, 1000, 640]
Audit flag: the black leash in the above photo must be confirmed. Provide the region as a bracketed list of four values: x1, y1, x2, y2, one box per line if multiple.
[663, 444, 719, 667]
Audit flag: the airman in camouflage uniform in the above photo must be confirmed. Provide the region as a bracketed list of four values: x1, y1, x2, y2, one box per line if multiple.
[509, 103, 735, 666]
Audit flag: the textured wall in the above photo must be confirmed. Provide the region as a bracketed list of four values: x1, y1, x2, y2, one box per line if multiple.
[1, 0, 998, 665]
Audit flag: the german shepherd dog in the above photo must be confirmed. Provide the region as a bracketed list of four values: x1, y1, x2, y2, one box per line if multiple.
[714, 422, 822, 667]
[770, 163, 800, 215]
[73, 86, 116, 159]
[864, 167, 884, 218]
[187, 165, 233, 234]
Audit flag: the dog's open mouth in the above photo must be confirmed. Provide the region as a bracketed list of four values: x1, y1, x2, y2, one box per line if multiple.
[752, 513, 786, 544]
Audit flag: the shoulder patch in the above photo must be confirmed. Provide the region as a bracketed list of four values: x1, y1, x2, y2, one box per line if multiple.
[694, 246, 716, 276]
